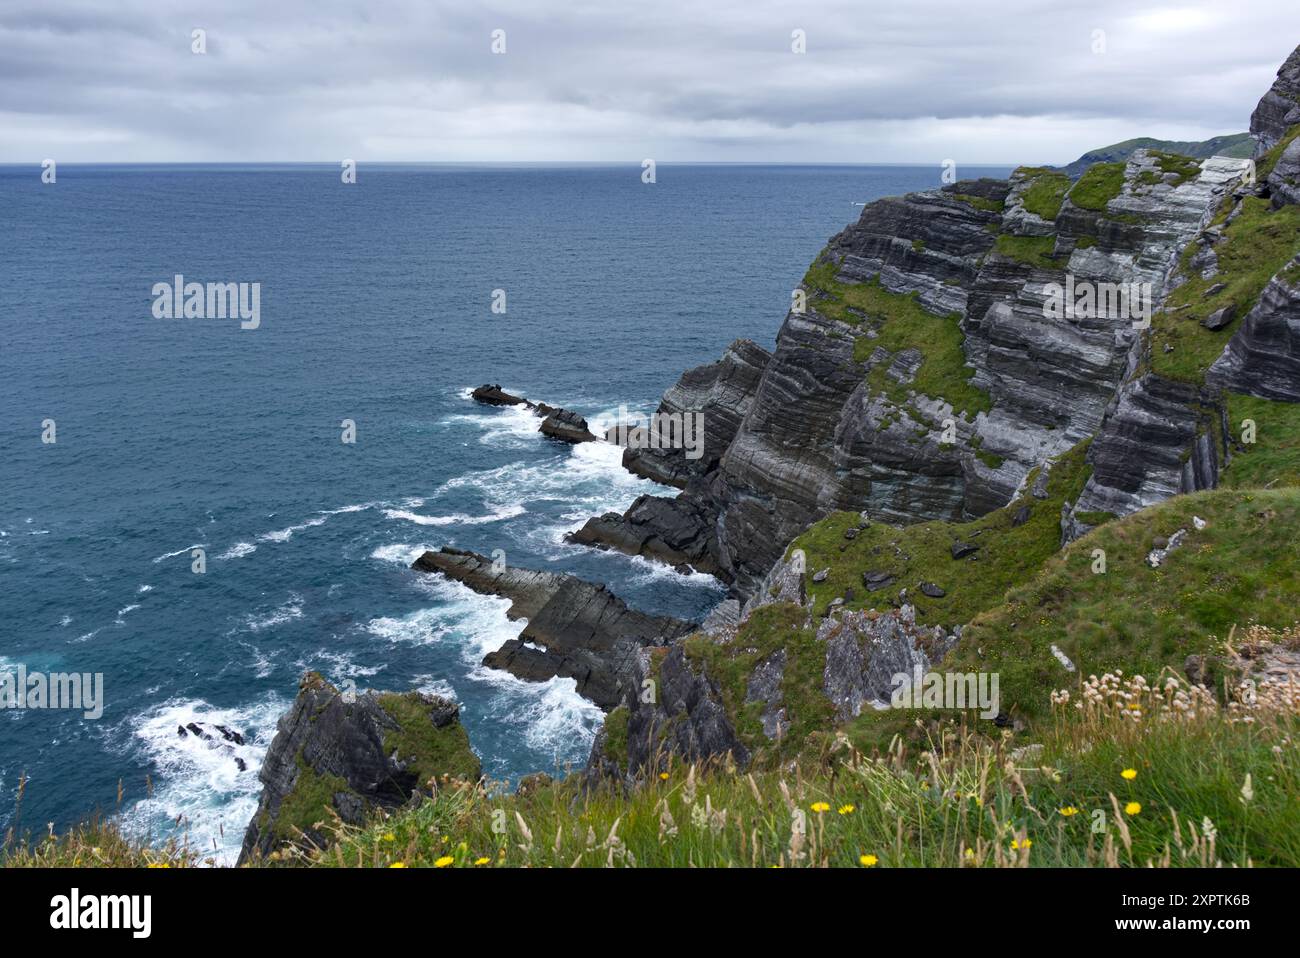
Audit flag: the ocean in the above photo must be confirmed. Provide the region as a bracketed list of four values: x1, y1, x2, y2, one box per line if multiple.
[0, 162, 1012, 862]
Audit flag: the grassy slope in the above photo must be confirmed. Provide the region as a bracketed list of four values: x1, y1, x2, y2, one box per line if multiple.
[1221, 393, 1300, 490]
[946, 487, 1300, 726]
[1152, 196, 1300, 382]
[789, 441, 1094, 627]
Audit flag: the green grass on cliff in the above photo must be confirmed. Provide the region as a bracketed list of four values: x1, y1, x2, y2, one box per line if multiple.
[1066, 161, 1126, 212]
[684, 602, 837, 764]
[20, 684, 1298, 868]
[1015, 168, 1072, 221]
[265, 756, 350, 850]
[377, 692, 482, 786]
[1136, 150, 1202, 188]
[949, 192, 1005, 213]
[803, 260, 992, 417]
[1258, 122, 1300, 182]
[1151, 197, 1300, 383]
[1220, 392, 1300, 490]
[944, 487, 1300, 727]
[788, 440, 1095, 628]
[278, 674, 1300, 867]
[993, 233, 1059, 269]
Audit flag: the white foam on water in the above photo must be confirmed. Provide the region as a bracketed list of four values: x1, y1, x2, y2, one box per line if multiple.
[366, 606, 455, 647]
[294, 647, 386, 681]
[382, 503, 526, 527]
[258, 515, 328, 543]
[369, 542, 438, 566]
[115, 604, 141, 623]
[59, 615, 72, 626]
[444, 398, 544, 448]
[372, 575, 602, 764]
[411, 675, 459, 700]
[119, 694, 287, 866]
[216, 541, 256, 560]
[240, 594, 304, 633]
[152, 544, 205, 564]
[138, 584, 153, 593]
[237, 641, 279, 679]
[318, 502, 375, 515]
[467, 665, 604, 760]
[622, 553, 726, 590]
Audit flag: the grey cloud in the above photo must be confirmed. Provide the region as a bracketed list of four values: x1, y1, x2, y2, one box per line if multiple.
[1, 0, 1297, 163]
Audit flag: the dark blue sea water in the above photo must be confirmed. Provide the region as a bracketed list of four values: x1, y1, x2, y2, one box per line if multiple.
[0, 162, 1011, 861]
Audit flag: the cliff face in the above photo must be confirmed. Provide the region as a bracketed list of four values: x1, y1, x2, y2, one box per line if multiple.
[576, 150, 1246, 595]
[1250, 44, 1300, 156]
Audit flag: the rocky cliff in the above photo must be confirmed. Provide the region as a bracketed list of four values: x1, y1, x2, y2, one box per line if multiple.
[240, 672, 480, 863]
[573, 151, 1251, 593]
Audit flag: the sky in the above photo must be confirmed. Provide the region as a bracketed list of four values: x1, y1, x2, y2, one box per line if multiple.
[1, 0, 1298, 165]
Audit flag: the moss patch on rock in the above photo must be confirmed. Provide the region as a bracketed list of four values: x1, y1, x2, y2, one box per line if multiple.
[377, 692, 482, 786]
[803, 261, 992, 417]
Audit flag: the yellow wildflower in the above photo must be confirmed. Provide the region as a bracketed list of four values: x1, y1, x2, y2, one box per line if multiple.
[838, 804, 855, 815]
[810, 801, 831, 813]
[1121, 768, 1137, 780]
[474, 857, 490, 866]
[389, 862, 406, 868]
[1124, 802, 1142, 816]
[434, 855, 455, 867]
[1059, 806, 1080, 817]
[859, 854, 878, 867]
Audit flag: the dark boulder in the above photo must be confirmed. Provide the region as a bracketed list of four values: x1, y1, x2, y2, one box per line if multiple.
[471, 383, 526, 406]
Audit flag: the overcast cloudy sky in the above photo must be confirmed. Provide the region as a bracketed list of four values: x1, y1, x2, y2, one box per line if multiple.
[2, 0, 1297, 165]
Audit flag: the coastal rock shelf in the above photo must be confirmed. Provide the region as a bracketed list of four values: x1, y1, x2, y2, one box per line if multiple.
[411, 547, 692, 710]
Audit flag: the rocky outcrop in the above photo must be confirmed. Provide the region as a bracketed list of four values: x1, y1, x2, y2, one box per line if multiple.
[567, 491, 722, 578]
[819, 606, 958, 723]
[239, 672, 479, 863]
[587, 644, 749, 786]
[1207, 260, 1300, 401]
[412, 548, 692, 709]
[1251, 44, 1300, 155]
[471, 383, 526, 406]
[536, 405, 599, 443]
[470, 384, 598, 442]
[619, 339, 770, 488]
[1067, 374, 1228, 523]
